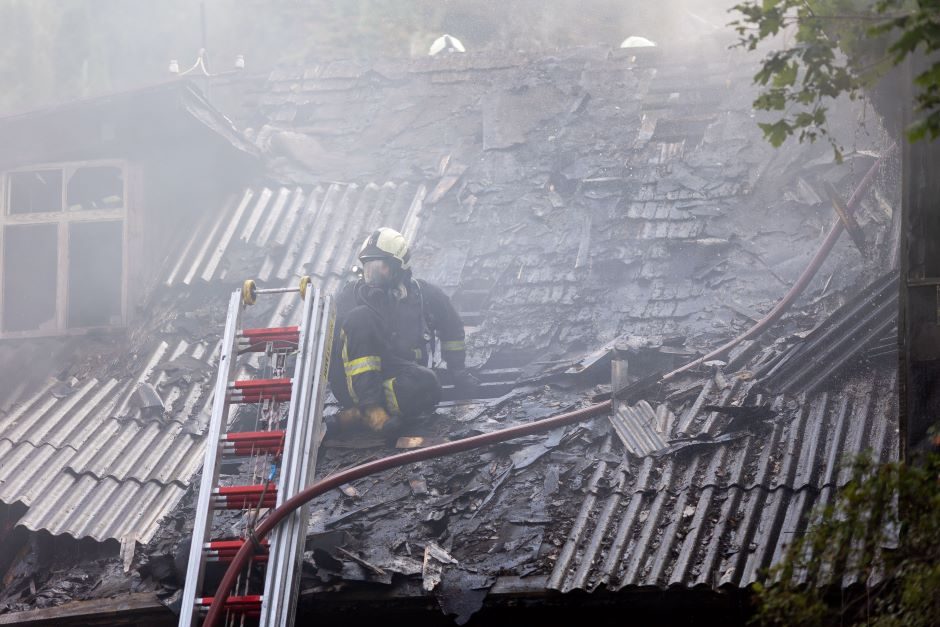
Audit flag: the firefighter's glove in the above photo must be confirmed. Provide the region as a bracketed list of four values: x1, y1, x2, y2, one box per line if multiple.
[452, 369, 481, 397]
[332, 407, 363, 432]
[363, 405, 394, 432]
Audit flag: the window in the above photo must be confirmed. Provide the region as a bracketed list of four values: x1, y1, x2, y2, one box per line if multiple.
[1, 162, 127, 336]
[9, 170, 63, 215]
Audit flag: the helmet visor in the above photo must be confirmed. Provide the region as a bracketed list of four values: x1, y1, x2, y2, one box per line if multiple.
[362, 258, 393, 287]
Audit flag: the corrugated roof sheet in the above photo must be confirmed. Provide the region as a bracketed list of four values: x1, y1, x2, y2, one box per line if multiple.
[757, 272, 898, 394]
[548, 272, 901, 593]
[609, 400, 669, 457]
[0, 357, 209, 543]
[548, 369, 898, 592]
[0, 182, 426, 544]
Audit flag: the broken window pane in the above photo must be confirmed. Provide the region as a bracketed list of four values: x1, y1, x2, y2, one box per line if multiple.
[8, 170, 63, 214]
[66, 166, 124, 211]
[3, 224, 58, 332]
[68, 220, 123, 328]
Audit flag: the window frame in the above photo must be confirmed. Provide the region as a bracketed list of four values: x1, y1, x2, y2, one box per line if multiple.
[0, 159, 129, 338]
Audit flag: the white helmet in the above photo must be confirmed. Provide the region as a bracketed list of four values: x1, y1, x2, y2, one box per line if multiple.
[358, 227, 411, 271]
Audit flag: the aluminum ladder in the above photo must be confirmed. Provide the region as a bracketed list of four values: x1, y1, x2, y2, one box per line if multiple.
[178, 277, 334, 626]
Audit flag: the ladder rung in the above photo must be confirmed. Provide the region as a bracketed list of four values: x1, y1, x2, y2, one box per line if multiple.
[238, 326, 300, 351]
[204, 539, 270, 563]
[205, 539, 271, 550]
[212, 485, 278, 510]
[222, 430, 285, 456]
[241, 326, 298, 338]
[196, 595, 263, 613]
[214, 484, 274, 495]
[228, 378, 293, 404]
[213, 497, 278, 510]
[230, 378, 292, 391]
[206, 555, 268, 564]
[229, 394, 292, 404]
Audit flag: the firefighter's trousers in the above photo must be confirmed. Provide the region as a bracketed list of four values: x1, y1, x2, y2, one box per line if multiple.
[329, 358, 441, 419]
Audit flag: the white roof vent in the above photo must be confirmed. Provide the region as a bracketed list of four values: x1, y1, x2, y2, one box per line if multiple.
[620, 36, 656, 48]
[429, 34, 466, 56]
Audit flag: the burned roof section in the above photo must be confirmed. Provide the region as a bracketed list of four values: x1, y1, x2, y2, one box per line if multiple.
[0, 43, 901, 622]
[757, 271, 898, 395]
[551, 364, 898, 593]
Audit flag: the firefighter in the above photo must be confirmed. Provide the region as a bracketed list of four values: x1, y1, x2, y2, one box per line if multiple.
[327, 227, 477, 436]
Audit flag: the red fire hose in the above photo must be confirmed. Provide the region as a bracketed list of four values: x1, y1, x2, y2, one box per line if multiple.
[662, 145, 894, 380]
[203, 400, 612, 626]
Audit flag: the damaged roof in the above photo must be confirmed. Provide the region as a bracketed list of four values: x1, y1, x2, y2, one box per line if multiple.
[0, 43, 900, 621]
[0, 182, 426, 546]
[0, 80, 259, 169]
[552, 364, 898, 592]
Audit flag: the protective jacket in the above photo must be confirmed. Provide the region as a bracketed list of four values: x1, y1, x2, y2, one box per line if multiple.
[330, 277, 465, 413]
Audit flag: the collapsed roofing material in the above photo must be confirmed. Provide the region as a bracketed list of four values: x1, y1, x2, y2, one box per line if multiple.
[551, 269, 901, 592]
[202, 398, 616, 627]
[609, 400, 669, 456]
[0, 44, 900, 622]
[757, 272, 898, 394]
[549, 370, 898, 592]
[663, 149, 894, 382]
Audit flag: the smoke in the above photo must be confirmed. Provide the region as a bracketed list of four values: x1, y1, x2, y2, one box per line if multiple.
[0, 0, 745, 113]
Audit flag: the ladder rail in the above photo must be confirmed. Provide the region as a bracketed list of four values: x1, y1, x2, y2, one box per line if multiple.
[260, 288, 318, 625]
[282, 292, 333, 627]
[261, 288, 334, 626]
[285, 291, 335, 624]
[179, 290, 243, 627]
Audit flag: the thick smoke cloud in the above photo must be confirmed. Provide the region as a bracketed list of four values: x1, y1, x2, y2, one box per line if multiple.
[0, 0, 740, 113]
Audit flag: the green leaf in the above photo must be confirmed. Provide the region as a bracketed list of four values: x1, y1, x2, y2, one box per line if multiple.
[907, 119, 928, 142]
[758, 120, 792, 146]
[755, 89, 788, 111]
[772, 61, 799, 87]
[733, 0, 940, 150]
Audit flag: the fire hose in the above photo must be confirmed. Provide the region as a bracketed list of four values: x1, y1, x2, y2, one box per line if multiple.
[662, 145, 894, 380]
[204, 400, 612, 626]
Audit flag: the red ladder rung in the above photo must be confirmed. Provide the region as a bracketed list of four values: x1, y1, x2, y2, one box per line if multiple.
[224, 431, 285, 443]
[222, 431, 285, 456]
[214, 485, 275, 496]
[230, 378, 292, 391]
[228, 378, 293, 404]
[196, 595, 262, 612]
[212, 485, 278, 510]
[238, 326, 300, 352]
[205, 539, 270, 550]
[241, 326, 298, 339]
[213, 497, 278, 510]
[204, 539, 270, 563]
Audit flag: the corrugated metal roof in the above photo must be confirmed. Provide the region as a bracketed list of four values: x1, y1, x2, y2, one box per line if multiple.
[757, 272, 898, 394]
[0, 373, 202, 544]
[548, 369, 898, 592]
[165, 182, 426, 319]
[0, 182, 425, 544]
[609, 400, 669, 457]
[549, 272, 901, 593]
